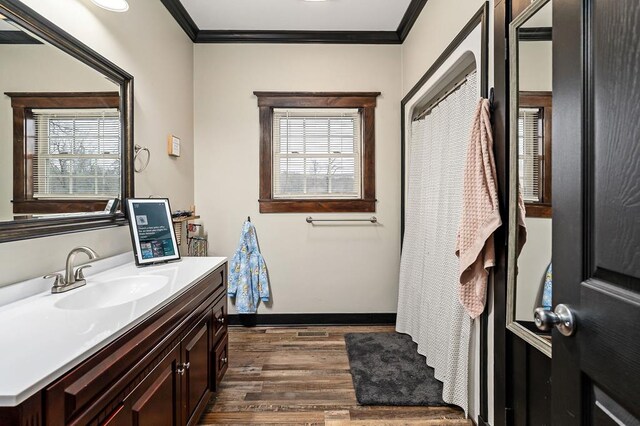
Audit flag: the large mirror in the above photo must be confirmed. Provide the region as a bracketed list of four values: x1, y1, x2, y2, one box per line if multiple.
[0, 0, 133, 243]
[507, 0, 553, 356]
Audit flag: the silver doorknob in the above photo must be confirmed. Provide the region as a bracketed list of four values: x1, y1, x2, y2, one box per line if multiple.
[534, 304, 576, 336]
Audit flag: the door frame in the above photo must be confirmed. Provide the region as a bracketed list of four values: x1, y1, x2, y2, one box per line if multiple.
[400, 4, 490, 424]
[493, 0, 554, 425]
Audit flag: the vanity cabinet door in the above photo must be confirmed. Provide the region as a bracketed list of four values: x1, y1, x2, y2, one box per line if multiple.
[181, 313, 211, 426]
[120, 345, 181, 426]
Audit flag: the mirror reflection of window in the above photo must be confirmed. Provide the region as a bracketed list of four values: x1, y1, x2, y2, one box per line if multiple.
[517, 92, 552, 218]
[518, 107, 543, 203]
[34, 109, 121, 199]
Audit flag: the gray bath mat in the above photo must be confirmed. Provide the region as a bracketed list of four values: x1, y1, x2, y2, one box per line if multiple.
[344, 332, 447, 406]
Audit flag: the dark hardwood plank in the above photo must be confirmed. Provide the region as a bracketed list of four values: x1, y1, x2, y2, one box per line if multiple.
[198, 326, 471, 425]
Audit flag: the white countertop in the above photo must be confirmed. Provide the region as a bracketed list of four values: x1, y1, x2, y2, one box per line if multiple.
[0, 253, 226, 406]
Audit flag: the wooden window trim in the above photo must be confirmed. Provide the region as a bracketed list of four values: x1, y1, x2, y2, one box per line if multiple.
[519, 91, 552, 218]
[6, 92, 120, 215]
[255, 92, 380, 213]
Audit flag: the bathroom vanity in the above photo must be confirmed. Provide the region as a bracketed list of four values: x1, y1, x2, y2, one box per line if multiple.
[0, 255, 228, 426]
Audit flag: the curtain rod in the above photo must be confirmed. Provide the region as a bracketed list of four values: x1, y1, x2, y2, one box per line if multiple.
[413, 74, 471, 121]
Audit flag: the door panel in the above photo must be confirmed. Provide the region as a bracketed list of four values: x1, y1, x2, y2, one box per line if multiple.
[592, 0, 640, 282]
[579, 281, 640, 404]
[183, 317, 211, 425]
[554, 0, 640, 423]
[124, 346, 180, 426]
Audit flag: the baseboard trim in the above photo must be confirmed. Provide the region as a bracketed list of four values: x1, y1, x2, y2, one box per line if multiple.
[228, 313, 397, 327]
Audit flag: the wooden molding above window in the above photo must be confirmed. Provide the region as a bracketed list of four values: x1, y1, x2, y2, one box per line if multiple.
[255, 91, 380, 213]
[519, 91, 552, 218]
[6, 91, 120, 215]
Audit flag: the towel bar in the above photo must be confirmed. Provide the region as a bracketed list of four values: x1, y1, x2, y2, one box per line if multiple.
[306, 216, 377, 224]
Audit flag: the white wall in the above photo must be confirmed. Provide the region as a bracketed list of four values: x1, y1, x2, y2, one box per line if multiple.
[402, 0, 487, 95]
[516, 218, 552, 320]
[519, 41, 552, 91]
[194, 44, 402, 314]
[400, 0, 491, 422]
[517, 40, 552, 320]
[0, 0, 194, 287]
[0, 43, 117, 222]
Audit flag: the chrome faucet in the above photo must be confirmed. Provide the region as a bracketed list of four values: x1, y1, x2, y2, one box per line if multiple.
[45, 246, 99, 294]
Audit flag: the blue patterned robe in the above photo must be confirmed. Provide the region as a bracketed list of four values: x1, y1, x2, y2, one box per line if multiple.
[228, 220, 270, 314]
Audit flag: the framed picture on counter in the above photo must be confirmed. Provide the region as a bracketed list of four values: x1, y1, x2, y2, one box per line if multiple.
[126, 198, 181, 266]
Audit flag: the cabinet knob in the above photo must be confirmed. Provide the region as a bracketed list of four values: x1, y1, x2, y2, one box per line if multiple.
[221, 357, 228, 365]
[217, 316, 225, 324]
[176, 362, 190, 375]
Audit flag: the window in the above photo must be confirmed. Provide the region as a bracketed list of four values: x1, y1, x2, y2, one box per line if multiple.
[8, 92, 121, 214]
[33, 109, 121, 199]
[273, 108, 360, 199]
[255, 92, 379, 213]
[518, 91, 552, 218]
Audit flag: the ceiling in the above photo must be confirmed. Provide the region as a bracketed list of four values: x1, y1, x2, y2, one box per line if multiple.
[161, 0, 428, 44]
[181, 0, 412, 31]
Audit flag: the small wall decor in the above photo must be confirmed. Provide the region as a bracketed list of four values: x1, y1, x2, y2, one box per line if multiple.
[167, 134, 181, 157]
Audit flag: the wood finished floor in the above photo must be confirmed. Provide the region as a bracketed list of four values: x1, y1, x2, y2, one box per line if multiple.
[198, 326, 471, 425]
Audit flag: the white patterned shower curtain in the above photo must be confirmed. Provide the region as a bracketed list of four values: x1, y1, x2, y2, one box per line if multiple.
[396, 71, 478, 414]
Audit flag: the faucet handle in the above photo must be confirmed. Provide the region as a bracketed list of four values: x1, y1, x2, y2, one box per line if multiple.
[74, 265, 92, 281]
[44, 273, 64, 287]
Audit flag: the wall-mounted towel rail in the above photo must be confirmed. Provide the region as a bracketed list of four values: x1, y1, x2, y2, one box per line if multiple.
[306, 216, 377, 224]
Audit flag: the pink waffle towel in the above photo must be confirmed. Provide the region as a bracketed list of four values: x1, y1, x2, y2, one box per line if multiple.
[455, 99, 502, 318]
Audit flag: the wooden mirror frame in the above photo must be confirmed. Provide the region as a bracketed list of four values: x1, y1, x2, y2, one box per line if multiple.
[0, 0, 134, 243]
[507, 0, 553, 358]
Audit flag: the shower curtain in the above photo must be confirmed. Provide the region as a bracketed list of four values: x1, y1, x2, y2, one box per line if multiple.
[396, 71, 478, 414]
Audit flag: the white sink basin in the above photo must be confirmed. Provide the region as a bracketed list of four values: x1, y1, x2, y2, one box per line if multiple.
[54, 276, 169, 310]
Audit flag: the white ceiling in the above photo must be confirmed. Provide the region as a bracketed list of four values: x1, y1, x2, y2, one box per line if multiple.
[180, 0, 413, 31]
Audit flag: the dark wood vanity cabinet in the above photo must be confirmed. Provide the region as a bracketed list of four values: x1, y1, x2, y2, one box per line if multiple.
[0, 263, 228, 426]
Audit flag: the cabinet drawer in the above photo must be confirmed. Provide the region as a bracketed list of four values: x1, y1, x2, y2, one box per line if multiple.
[209, 265, 227, 302]
[213, 334, 229, 386]
[211, 296, 227, 343]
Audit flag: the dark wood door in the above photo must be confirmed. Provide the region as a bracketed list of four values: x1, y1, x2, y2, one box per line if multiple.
[121, 345, 181, 426]
[554, 0, 640, 424]
[182, 315, 211, 425]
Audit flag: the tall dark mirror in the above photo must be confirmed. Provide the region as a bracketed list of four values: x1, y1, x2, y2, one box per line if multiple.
[0, 0, 133, 243]
[507, 0, 553, 357]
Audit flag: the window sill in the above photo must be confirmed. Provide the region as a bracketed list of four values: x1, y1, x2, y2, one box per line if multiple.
[524, 203, 551, 218]
[12, 199, 111, 214]
[259, 199, 376, 213]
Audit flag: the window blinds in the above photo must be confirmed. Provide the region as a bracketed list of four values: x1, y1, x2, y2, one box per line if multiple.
[32, 109, 121, 199]
[518, 107, 543, 202]
[272, 108, 361, 199]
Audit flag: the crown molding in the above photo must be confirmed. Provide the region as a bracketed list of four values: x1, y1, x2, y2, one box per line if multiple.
[518, 26, 552, 41]
[397, 0, 428, 42]
[160, 0, 197, 41]
[161, 0, 428, 44]
[195, 29, 400, 44]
